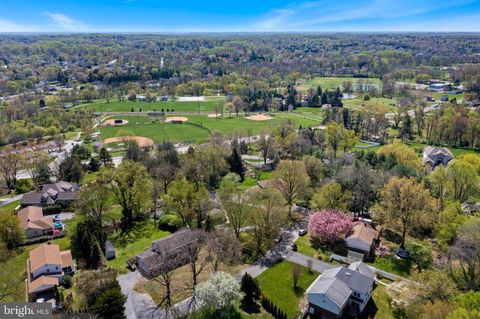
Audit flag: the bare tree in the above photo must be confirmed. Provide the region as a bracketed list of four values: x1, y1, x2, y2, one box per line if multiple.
[0, 153, 23, 191]
[206, 229, 242, 271]
[183, 229, 208, 289]
[258, 131, 273, 164]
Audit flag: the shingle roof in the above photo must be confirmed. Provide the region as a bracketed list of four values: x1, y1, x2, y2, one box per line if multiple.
[307, 276, 351, 308]
[321, 266, 374, 293]
[346, 222, 379, 246]
[28, 276, 59, 294]
[29, 243, 63, 274]
[348, 261, 375, 279]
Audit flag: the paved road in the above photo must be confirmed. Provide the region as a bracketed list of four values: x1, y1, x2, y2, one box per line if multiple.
[285, 251, 334, 273]
[0, 194, 23, 208]
[17, 132, 83, 179]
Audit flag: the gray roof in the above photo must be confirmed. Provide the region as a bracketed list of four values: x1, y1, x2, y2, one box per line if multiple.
[308, 276, 351, 307]
[321, 266, 374, 294]
[423, 146, 454, 159]
[348, 262, 375, 280]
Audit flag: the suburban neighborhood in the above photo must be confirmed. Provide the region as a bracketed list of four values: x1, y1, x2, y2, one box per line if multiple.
[1, 2, 480, 319]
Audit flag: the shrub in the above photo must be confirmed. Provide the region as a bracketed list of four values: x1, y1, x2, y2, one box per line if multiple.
[157, 213, 183, 231]
[15, 179, 32, 194]
[63, 275, 73, 288]
[308, 210, 353, 244]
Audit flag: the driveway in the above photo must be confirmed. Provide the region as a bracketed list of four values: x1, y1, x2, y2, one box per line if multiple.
[117, 270, 157, 319]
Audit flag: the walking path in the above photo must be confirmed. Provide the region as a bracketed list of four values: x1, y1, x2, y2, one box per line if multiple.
[0, 194, 22, 208]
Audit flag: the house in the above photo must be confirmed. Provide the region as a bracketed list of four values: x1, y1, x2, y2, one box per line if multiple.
[105, 240, 116, 260]
[307, 264, 375, 319]
[136, 229, 197, 279]
[17, 206, 53, 239]
[27, 243, 74, 298]
[422, 146, 454, 168]
[21, 181, 80, 208]
[345, 222, 380, 261]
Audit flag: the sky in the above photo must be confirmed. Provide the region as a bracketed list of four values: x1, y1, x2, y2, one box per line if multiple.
[1, 0, 480, 33]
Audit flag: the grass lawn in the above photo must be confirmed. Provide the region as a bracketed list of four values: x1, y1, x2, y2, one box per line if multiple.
[99, 113, 321, 144]
[362, 285, 395, 319]
[343, 97, 396, 111]
[256, 260, 319, 318]
[106, 220, 170, 273]
[368, 256, 411, 277]
[81, 97, 226, 113]
[0, 199, 20, 211]
[294, 234, 332, 262]
[297, 76, 381, 92]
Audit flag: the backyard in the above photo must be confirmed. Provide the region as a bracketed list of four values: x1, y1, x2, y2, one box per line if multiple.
[256, 260, 319, 318]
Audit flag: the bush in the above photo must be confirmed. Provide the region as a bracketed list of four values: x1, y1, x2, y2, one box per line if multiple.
[63, 275, 73, 289]
[15, 179, 32, 194]
[158, 213, 183, 231]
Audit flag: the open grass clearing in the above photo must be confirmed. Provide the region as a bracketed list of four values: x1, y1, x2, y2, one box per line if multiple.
[256, 260, 319, 318]
[99, 113, 321, 144]
[81, 97, 226, 113]
[297, 76, 381, 92]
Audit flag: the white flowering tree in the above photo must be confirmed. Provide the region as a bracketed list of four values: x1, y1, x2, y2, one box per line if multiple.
[196, 271, 242, 310]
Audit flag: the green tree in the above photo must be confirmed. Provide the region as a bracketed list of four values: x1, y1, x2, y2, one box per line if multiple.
[311, 181, 352, 211]
[58, 153, 84, 183]
[240, 273, 261, 304]
[447, 160, 480, 203]
[381, 177, 436, 250]
[98, 147, 113, 167]
[90, 283, 126, 319]
[228, 143, 245, 181]
[0, 210, 25, 249]
[272, 160, 310, 216]
[427, 165, 449, 210]
[103, 161, 152, 231]
[325, 122, 343, 158]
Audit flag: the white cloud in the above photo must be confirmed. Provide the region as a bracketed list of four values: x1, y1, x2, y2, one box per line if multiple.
[44, 12, 88, 31]
[0, 18, 40, 32]
[251, 0, 479, 31]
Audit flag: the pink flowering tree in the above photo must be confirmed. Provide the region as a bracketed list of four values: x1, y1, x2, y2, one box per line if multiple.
[308, 210, 353, 244]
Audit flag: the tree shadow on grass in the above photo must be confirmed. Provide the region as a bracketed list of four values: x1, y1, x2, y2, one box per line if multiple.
[240, 299, 261, 314]
[292, 286, 305, 297]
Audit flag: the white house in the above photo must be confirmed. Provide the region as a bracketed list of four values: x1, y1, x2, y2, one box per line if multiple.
[307, 264, 375, 318]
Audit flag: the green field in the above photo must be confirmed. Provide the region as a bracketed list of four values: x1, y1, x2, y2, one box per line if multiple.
[297, 76, 381, 92]
[99, 113, 321, 144]
[343, 97, 397, 110]
[256, 261, 319, 318]
[81, 96, 226, 113]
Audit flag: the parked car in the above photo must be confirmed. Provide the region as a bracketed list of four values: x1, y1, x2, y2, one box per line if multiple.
[299, 229, 308, 236]
[54, 214, 61, 222]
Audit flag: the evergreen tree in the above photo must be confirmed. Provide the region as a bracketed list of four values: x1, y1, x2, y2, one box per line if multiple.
[58, 154, 84, 183]
[240, 273, 261, 303]
[321, 92, 328, 105]
[227, 144, 245, 181]
[88, 157, 101, 172]
[34, 160, 52, 185]
[99, 147, 113, 167]
[90, 282, 126, 319]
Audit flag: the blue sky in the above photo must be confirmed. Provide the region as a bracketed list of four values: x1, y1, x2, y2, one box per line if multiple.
[1, 0, 480, 32]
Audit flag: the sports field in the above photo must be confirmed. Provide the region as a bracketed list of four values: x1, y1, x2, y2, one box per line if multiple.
[81, 96, 226, 113]
[297, 76, 381, 92]
[99, 113, 321, 144]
